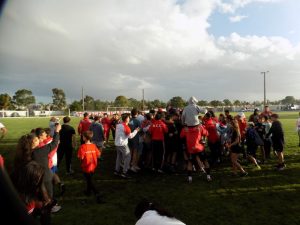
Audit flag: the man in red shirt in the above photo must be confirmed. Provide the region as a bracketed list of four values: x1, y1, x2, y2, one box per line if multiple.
[78, 112, 92, 145]
[101, 113, 111, 145]
[149, 113, 168, 173]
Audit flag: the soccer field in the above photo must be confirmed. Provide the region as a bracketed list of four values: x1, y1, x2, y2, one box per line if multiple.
[0, 112, 300, 225]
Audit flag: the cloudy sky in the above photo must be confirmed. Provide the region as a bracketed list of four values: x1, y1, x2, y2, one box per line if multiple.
[0, 0, 299, 103]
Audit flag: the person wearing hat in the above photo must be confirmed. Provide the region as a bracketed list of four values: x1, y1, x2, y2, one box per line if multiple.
[181, 96, 206, 127]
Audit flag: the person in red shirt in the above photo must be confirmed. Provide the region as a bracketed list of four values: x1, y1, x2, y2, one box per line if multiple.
[101, 113, 111, 145]
[237, 112, 248, 159]
[77, 131, 102, 203]
[180, 124, 212, 183]
[203, 112, 221, 165]
[148, 113, 168, 173]
[78, 112, 92, 145]
[260, 105, 273, 119]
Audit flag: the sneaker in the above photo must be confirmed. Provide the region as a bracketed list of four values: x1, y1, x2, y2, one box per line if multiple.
[157, 169, 164, 174]
[255, 165, 261, 170]
[240, 172, 248, 177]
[130, 166, 138, 173]
[114, 170, 121, 176]
[187, 176, 192, 183]
[51, 204, 62, 213]
[134, 166, 141, 171]
[120, 173, 131, 179]
[277, 166, 285, 171]
[206, 175, 212, 182]
[66, 170, 74, 175]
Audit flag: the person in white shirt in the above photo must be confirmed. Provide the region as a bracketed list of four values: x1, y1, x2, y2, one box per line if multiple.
[0, 122, 7, 140]
[114, 113, 139, 178]
[135, 199, 186, 225]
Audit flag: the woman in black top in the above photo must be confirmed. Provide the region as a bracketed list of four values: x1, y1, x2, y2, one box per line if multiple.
[227, 119, 248, 176]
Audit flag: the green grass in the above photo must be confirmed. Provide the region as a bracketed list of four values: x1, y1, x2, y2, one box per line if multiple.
[1, 112, 300, 225]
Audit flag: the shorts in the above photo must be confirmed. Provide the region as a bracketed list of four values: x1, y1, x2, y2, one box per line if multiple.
[128, 136, 140, 150]
[188, 151, 207, 162]
[231, 144, 243, 154]
[51, 166, 58, 173]
[272, 141, 284, 152]
[247, 145, 257, 156]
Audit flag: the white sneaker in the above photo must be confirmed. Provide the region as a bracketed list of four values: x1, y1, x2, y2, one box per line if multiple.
[51, 204, 62, 213]
[130, 166, 138, 173]
[206, 175, 212, 182]
[188, 176, 192, 183]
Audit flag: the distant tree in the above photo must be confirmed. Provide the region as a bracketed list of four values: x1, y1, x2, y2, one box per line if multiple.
[198, 100, 208, 106]
[114, 96, 128, 107]
[69, 100, 82, 111]
[52, 88, 67, 110]
[128, 98, 142, 109]
[281, 96, 296, 105]
[233, 100, 241, 106]
[223, 99, 232, 106]
[13, 89, 35, 109]
[84, 95, 95, 110]
[169, 96, 186, 109]
[210, 100, 223, 107]
[0, 93, 11, 110]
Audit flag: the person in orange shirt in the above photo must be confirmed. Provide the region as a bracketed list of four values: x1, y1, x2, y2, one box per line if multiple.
[77, 131, 102, 203]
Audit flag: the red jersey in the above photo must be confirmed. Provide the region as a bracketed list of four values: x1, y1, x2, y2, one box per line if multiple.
[204, 118, 219, 143]
[101, 117, 111, 131]
[77, 143, 101, 173]
[238, 118, 247, 140]
[78, 118, 92, 135]
[180, 125, 208, 154]
[39, 137, 58, 169]
[149, 119, 168, 141]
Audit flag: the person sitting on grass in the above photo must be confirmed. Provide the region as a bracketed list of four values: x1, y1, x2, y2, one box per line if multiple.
[77, 130, 102, 203]
[180, 123, 212, 183]
[266, 113, 285, 170]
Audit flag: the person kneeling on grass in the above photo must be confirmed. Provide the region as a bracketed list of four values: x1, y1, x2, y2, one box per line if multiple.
[77, 130, 102, 203]
[180, 124, 212, 183]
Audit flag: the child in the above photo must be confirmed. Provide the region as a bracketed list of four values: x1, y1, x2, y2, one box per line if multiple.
[245, 122, 261, 170]
[114, 113, 140, 178]
[43, 128, 65, 197]
[149, 113, 168, 173]
[180, 124, 212, 183]
[266, 114, 285, 170]
[77, 130, 102, 203]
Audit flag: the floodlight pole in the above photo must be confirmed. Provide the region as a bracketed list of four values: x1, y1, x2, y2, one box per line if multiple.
[82, 86, 85, 111]
[261, 71, 269, 107]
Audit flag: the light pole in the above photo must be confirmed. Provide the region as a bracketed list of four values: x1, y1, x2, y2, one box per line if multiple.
[261, 71, 269, 107]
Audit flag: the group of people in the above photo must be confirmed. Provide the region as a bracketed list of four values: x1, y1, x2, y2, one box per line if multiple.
[0, 96, 291, 225]
[108, 98, 286, 184]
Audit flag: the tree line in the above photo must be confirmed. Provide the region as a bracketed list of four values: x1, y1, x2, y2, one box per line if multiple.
[0, 88, 299, 111]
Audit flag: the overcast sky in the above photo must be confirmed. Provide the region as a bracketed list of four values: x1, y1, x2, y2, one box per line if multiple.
[0, 0, 299, 103]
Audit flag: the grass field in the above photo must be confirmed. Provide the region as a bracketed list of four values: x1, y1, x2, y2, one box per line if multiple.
[1, 112, 300, 225]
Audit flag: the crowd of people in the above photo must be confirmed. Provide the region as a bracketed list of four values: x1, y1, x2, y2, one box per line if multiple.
[0, 97, 293, 225]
